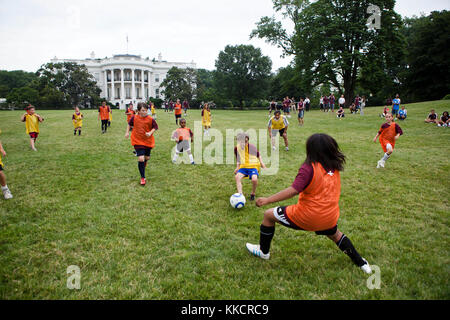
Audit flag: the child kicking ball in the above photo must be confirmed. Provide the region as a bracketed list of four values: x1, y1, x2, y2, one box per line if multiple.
[246, 133, 371, 274]
[373, 112, 403, 168]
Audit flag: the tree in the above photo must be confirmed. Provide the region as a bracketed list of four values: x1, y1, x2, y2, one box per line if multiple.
[6, 86, 39, 107]
[402, 11, 450, 101]
[160, 67, 198, 102]
[214, 44, 272, 107]
[36, 62, 101, 108]
[251, 0, 405, 106]
[0, 70, 37, 97]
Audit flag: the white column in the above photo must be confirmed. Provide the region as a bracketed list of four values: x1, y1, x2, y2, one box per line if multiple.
[141, 69, 145, 100]
[111, 70, 115, 100]
[104, 70, 108, 99]
[131, 69, 136, 100]
[120, 69, 125, 101]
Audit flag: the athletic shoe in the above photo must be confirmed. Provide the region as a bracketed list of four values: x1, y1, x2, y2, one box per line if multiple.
[2, 188, 13, 200]
[246, 243, 270, 260]
[191, 162, 195, 165]
[272, 146, 276, 151]
[285, 147, 289, 151]
[250, 194, 255, 201]
[377, 160, 385, 168]
[360, 258, 372, 274]
[32, 147, 37, 151]
[140, 178, 146, 186]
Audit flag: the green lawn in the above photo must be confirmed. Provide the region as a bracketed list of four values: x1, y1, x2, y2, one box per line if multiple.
[0, 101, 449, 299]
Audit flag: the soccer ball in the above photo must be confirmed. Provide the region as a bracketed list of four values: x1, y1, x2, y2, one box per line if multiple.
[230, 193, 246, 209]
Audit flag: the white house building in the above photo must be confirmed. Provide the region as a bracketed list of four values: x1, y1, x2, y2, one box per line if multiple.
[51, 52, 196, 109]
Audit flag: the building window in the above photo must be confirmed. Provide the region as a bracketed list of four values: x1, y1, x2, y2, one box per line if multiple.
[107, 88, 111, 99]
[155, 88, 159, 99]
[144, 73, 148, 82]
[116, 87, 120, 99]
[126, 87, 131, 99]
[136, 88, 140, 99]
[107, 73, 111, 81]
[146, 88, 149, 98]
[125, 71, 131, 81]
[155, 74, 159, 82]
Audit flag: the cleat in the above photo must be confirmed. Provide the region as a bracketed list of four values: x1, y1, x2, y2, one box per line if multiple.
[140, 178, 146, 186]
[250, 194, 255, 201]
[246, 243, 270, 260]
[360, 258, 372, 274]
[191, 162, 195, 165]
[377, 160, 385, 168]
[285, 147, 289, 151]
[2, 189, 13, 200]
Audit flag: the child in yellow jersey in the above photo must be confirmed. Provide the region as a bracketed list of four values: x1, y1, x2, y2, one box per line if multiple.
[201, 103, 211, 137]
[268, 110, 289, 151]
[72, 107, 84, 136]
[0, 130, 13, 199]
[171, 119, 194, 164]
[234, 132, 266, 201]
[21, 105, 44, 151]
[151, 103, 157, 120]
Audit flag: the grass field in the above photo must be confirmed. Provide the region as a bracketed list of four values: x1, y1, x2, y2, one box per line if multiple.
[0, 100, 449, 300]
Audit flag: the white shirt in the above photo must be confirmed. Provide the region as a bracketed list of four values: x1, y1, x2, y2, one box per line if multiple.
[339, 97, 345, 105]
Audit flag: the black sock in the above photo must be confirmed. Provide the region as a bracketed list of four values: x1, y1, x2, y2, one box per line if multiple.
[74, 130, 76, 135]
[259, 225, 275, 254]
[138, 161, 146, 178]
[336, 234, 365, 267]
[78, 130, 81, 135]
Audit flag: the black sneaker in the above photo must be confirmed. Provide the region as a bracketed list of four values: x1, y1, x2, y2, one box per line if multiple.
[250, 194, 255, 201]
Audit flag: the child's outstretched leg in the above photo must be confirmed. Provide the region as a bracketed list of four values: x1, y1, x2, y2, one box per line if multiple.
[246, 208, 276, 260]
[0, 171, 13, 199]
[235, 173, 245, 195]
[377, 144, 393, 168]
[250, 175, 258, 201]
[283, 132, 289, 151]
[138, 155, 146, 185]
[327, 229, 372, 274]
[30, 137, 37, 151]
[187, 150, 194, 164]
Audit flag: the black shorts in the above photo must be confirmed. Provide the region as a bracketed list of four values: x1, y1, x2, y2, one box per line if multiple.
[279, 128, 286, 136]
[134, 146, 152, 157]
[0, 165, 3, 171]
[175, 114, 182, 119]
[274, 206, 338, 236]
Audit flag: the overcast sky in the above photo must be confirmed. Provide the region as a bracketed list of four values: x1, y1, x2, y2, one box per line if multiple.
[0, 0, 448, 73]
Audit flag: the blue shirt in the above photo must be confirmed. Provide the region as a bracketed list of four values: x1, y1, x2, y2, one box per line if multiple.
[392, 98, 401, 110]
[398, 109, 407, 117]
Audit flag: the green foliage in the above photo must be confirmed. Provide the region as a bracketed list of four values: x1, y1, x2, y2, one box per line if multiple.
[147, 97, 163, 108]
[402, 11, 450, 102]
[214, 45, 272, 107]
[252, 0, 405, 106]
[160, 67, 197, 102]
[6, 86, 39, 108]
[442, 94, 450, 100]
[0, 70, 37, 97]
[36, 62, 101, 108]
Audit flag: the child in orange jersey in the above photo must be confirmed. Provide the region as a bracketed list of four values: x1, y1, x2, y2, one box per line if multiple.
[21, 105, 44, 151]
[171, 119, 195, 165]
[125, 103, 158, 186]
[373, 112, 403, 168]
[246, 133, 371, 274]
[98, 101, 111, 133]
[125, 103, 135, 129]
[0, 131, 13, 199]
[174, 99, 183, 125]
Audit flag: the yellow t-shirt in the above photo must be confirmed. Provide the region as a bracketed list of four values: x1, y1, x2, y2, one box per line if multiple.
[151, 106, 156, 115]
[268, 116, 287, 130]
[25, 114, 40, 134]
[73, 112, 83, 128]
[202, 109, 211, 126]
[236, 143, 261, 171]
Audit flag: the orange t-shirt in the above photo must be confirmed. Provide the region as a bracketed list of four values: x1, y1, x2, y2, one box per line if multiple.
[286, 162, 341, 231]
[99, 106, 110, 120]
[130, 115, 157, 148]
[379, 123, 398, 152]
[126, 108, 135, 122]
[174, 103, 182, 115]
[175, 127, 192, 141]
